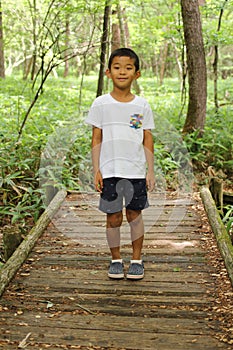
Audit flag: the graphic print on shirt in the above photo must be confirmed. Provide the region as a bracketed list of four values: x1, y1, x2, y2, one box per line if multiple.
[130, 114, 143, 129]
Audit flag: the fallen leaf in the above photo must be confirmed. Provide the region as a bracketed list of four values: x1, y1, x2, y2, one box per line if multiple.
[173, 267, 181, 272]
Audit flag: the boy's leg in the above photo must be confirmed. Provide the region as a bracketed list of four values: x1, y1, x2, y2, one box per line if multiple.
[126, 209, 144, 260]
[106, 211, 124, 279]
[106, 211, 123, 259]
[126, 209, 145, 280]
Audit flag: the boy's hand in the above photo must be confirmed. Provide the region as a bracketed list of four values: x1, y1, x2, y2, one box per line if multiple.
[94, 170, 103, 193]
[146, 171, 155, 192]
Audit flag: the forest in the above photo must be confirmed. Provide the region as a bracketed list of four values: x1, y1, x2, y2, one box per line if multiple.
[0, 0, 232, 241]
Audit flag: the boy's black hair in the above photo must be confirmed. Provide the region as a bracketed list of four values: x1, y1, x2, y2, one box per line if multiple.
[108, 47, 140, 71]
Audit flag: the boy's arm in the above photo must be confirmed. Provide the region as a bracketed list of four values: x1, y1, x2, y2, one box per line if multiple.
[143, 129, 155, 192]
[91, 126, 103, 192]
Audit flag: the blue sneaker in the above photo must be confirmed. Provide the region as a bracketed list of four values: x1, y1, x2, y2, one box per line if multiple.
[108, 261, 124, 279]
[127, 262, 144, 280]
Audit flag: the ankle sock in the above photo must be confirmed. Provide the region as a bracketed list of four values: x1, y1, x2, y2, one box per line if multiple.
[112, 259, 123, 263]
[130, 260, 142, 264]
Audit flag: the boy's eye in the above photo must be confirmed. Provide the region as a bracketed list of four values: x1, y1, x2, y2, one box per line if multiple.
[112, 66, 133, 70]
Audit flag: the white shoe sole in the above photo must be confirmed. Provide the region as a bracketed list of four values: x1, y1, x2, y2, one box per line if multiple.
[108, 273, 124, 279]
[126, 273, 144, 280]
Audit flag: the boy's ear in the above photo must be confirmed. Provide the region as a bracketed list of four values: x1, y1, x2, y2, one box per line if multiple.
[135, 70, 141, 79]
[105, 68, 111, 78]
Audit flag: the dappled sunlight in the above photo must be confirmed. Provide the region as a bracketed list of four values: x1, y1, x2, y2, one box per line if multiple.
[148, 239, 197, 251]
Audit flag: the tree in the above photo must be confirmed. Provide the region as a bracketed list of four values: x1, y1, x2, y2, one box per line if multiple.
[181, 0, 207, 135]
[63, 16, 70, 78]
[213, 0, 229, 112]
[17, 0, 88, 139]
[28, 0, 37, 81]
[111, 2, 130, 52]
[0, 0, 5, 78]
[96, 0, 111, 97]
[116, 2, 127, 47]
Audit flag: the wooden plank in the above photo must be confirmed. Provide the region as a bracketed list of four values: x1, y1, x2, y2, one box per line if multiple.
[47, 225, 201, 235]
[64, 195, 195, 207]
[59, 210, 198, 218]
[27, 252, 208, 266]
[28, 253, 208, 263]
[48, 228, 201, 238]
[30, 246, 203, 255]
[56, 205, 200, 216]
[1, 293, 211, 311]
[13, 254, 208, 274]
[0, 325, 227, 350]
[0, 313, 214, 334]
[18, 268, 211, 284]
[0, 307, 211, 323]
[17, 279, 208, 297]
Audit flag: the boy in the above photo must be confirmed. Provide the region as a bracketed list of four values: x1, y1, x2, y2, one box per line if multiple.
[85, 48, 155, 280]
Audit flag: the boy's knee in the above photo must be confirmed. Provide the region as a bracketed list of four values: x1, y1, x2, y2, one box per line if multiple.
[126, 209, 141, 223]
[107, 211, 123, 228]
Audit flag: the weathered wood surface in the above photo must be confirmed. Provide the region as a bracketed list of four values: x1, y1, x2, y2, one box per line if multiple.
[0, 190, 67, 298]
[200, 186, 233, 286]
[0, 192, 231, 349]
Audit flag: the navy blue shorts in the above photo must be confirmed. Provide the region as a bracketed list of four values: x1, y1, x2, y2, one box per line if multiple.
[99, 177, 149, 214]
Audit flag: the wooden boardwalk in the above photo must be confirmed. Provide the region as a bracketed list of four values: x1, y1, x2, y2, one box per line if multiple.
[0, 192, 231, 349]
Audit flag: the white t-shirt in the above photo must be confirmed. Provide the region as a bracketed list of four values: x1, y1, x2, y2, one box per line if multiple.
[85, 93, 155, 179]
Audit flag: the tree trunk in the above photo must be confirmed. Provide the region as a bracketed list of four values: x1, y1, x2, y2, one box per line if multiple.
[23, 56, 33, 80]
[96, 1, 111, 97]
[30, 0, 37, 81]
[0, 0, 5, 78]
[114, 4, 141, 94]
[159, 43, 169, 85]
[181, 0, 207, 135]
[213, 0, 228, 112]
[111, 9, 121, 52]
[117, 3, 126, 47]
[123, 7, 130, 47]
[64, 18, 70, 78]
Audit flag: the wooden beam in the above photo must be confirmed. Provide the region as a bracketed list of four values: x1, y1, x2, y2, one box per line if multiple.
[200, 186, 233, 286]
[0, 189, 67, 298]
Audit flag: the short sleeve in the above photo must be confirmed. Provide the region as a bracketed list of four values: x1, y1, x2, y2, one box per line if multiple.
[142, 101, 155, 130]
[85, 99, 102, 129]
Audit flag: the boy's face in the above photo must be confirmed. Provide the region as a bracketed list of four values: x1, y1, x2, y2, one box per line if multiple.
[106, 56, 140, 90]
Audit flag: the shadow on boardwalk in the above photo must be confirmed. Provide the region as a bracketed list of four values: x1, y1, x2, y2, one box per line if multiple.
[0, 192, 231, 349]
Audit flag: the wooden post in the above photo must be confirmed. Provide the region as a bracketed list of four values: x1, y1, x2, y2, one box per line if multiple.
[209, 176, 223, 216]
[223, 191, 233, 205]
[0, 189, 67, 298]
[200, 186, 233, 286]
[3, 225, 23, 261]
